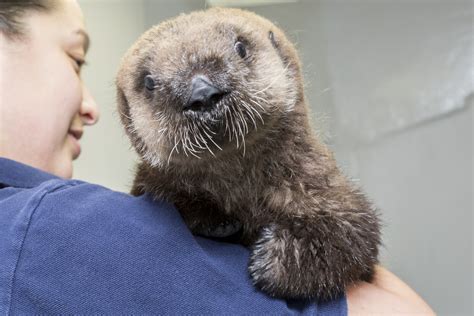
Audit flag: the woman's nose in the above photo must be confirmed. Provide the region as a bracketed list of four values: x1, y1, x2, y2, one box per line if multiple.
[80, 84, 100, 125]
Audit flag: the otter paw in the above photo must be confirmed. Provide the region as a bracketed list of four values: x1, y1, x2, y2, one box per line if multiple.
[248, 224, 345, 300]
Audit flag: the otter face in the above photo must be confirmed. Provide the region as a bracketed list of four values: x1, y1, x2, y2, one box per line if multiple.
[117, 8, 302, 167]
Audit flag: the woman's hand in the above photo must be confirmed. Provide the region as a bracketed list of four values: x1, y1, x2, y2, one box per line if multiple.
[347, 265, 435, 315]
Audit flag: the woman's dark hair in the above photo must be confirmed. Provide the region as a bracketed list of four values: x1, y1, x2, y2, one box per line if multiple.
[0, 0, 56, 39]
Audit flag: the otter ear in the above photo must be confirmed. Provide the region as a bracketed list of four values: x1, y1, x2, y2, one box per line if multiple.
[268, 30, 278, 49]
[268, 30, 290, 66]
[116, 85, 149, 158]
[117, 86, 133, 129]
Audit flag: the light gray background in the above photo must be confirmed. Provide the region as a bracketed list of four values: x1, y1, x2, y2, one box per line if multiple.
[76, 1, 473, 314]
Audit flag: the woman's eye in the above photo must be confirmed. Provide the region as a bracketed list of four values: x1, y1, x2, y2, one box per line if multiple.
[144, 75, 156, 91]
[234, 41, 247, 58]
[75, 59, 85, 68]
[71, 56, 86, 71]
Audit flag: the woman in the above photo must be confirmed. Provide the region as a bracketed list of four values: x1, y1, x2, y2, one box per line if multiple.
[0, 0, 98, 178]
[0, 0, 433, 314]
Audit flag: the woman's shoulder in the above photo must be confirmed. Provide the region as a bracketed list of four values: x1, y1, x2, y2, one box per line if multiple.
[0, 157, 175, 221]
[0, 158, 336, 315]
[0, 162, 185, 247]
[27, 176, 185, 238]
[0, 157, 187, 264]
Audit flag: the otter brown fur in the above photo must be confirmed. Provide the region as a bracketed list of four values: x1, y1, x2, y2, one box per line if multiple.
[116, 7, 381, 300]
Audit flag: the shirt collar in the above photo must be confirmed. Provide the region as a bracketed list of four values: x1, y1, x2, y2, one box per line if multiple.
[0, 157, 60, 188]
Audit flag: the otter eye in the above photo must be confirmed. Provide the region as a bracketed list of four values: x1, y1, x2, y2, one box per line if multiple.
[144, 75, 156, 91]
[234, 41, 247, 58]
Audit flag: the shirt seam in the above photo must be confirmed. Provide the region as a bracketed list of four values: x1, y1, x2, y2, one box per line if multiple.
[6, 183, 75, 315]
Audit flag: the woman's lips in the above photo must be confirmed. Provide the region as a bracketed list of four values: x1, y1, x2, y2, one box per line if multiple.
[68, 129, 83, 159]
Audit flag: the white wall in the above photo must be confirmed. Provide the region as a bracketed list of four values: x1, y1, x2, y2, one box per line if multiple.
[319, 2, 473, 313]
[76, 0, 146, 192]
[76, 1, 473, 314]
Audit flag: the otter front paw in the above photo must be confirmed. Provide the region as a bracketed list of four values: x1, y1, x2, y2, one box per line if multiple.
[248, 223, 372, 300]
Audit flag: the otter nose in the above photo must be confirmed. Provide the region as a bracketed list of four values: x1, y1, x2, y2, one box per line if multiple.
[185, 75, 226, 112]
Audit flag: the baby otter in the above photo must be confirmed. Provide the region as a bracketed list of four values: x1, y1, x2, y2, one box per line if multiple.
[116, 7, 381, 300]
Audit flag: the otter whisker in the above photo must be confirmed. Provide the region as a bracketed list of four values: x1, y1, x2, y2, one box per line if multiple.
[249, 108, 264, 126]
[234, 109, 246, 150]
[196, 123, 211, 150]
[228, 98, 240, 147]
[233, 103, 248, 136]
[184, 124, 201, 157]
[239, 99, 259, 130]
[188, 150, 202, 159]
[173, 133, 180, 155]
[236, 89, 267, 115]
[231, 107, 241, 149]
[248, 93, 270, 107]
[167, 137, 180, 166]
[185, 139, 202, 158]
[239, 113, 248, 157]
[224, 106, 233, 141]
[118, 109, 133, 121]
[248, 93, 267, 104]
[203, 124, 217, 135]
[249, 94, 269, 113]
[180, 126, 191, 157]
[246, 99, 267, 124]
[183, 121, 203, 156]
[201, 123, 223, 151]
[191, 137, 206, 152]
[224, 103, 234, 142]
[243, 99, 263, 123]
[191, 129, 208, 151]
[202, 137, 216, 157]
[237, 107, 249, 135]
[155, 128, 167, 146]
[192, 121, 216, 157]
[241, 101, 257, 129]
[231, 96, 246, 144]
[253, 62, 291, 96]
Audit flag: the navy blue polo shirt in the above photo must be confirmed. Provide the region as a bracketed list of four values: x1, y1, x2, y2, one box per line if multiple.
[0, 158, 346, 314]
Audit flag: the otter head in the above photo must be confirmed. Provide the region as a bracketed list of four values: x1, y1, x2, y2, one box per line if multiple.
[117, 8, 304, 167]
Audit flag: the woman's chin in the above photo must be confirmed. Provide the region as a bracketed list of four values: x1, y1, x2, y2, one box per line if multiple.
[68, 133, 82, 160]
[50, 149, 74, 179]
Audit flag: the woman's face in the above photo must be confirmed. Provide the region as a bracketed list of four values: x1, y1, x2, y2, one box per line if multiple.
[0, 0, 99, 178]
